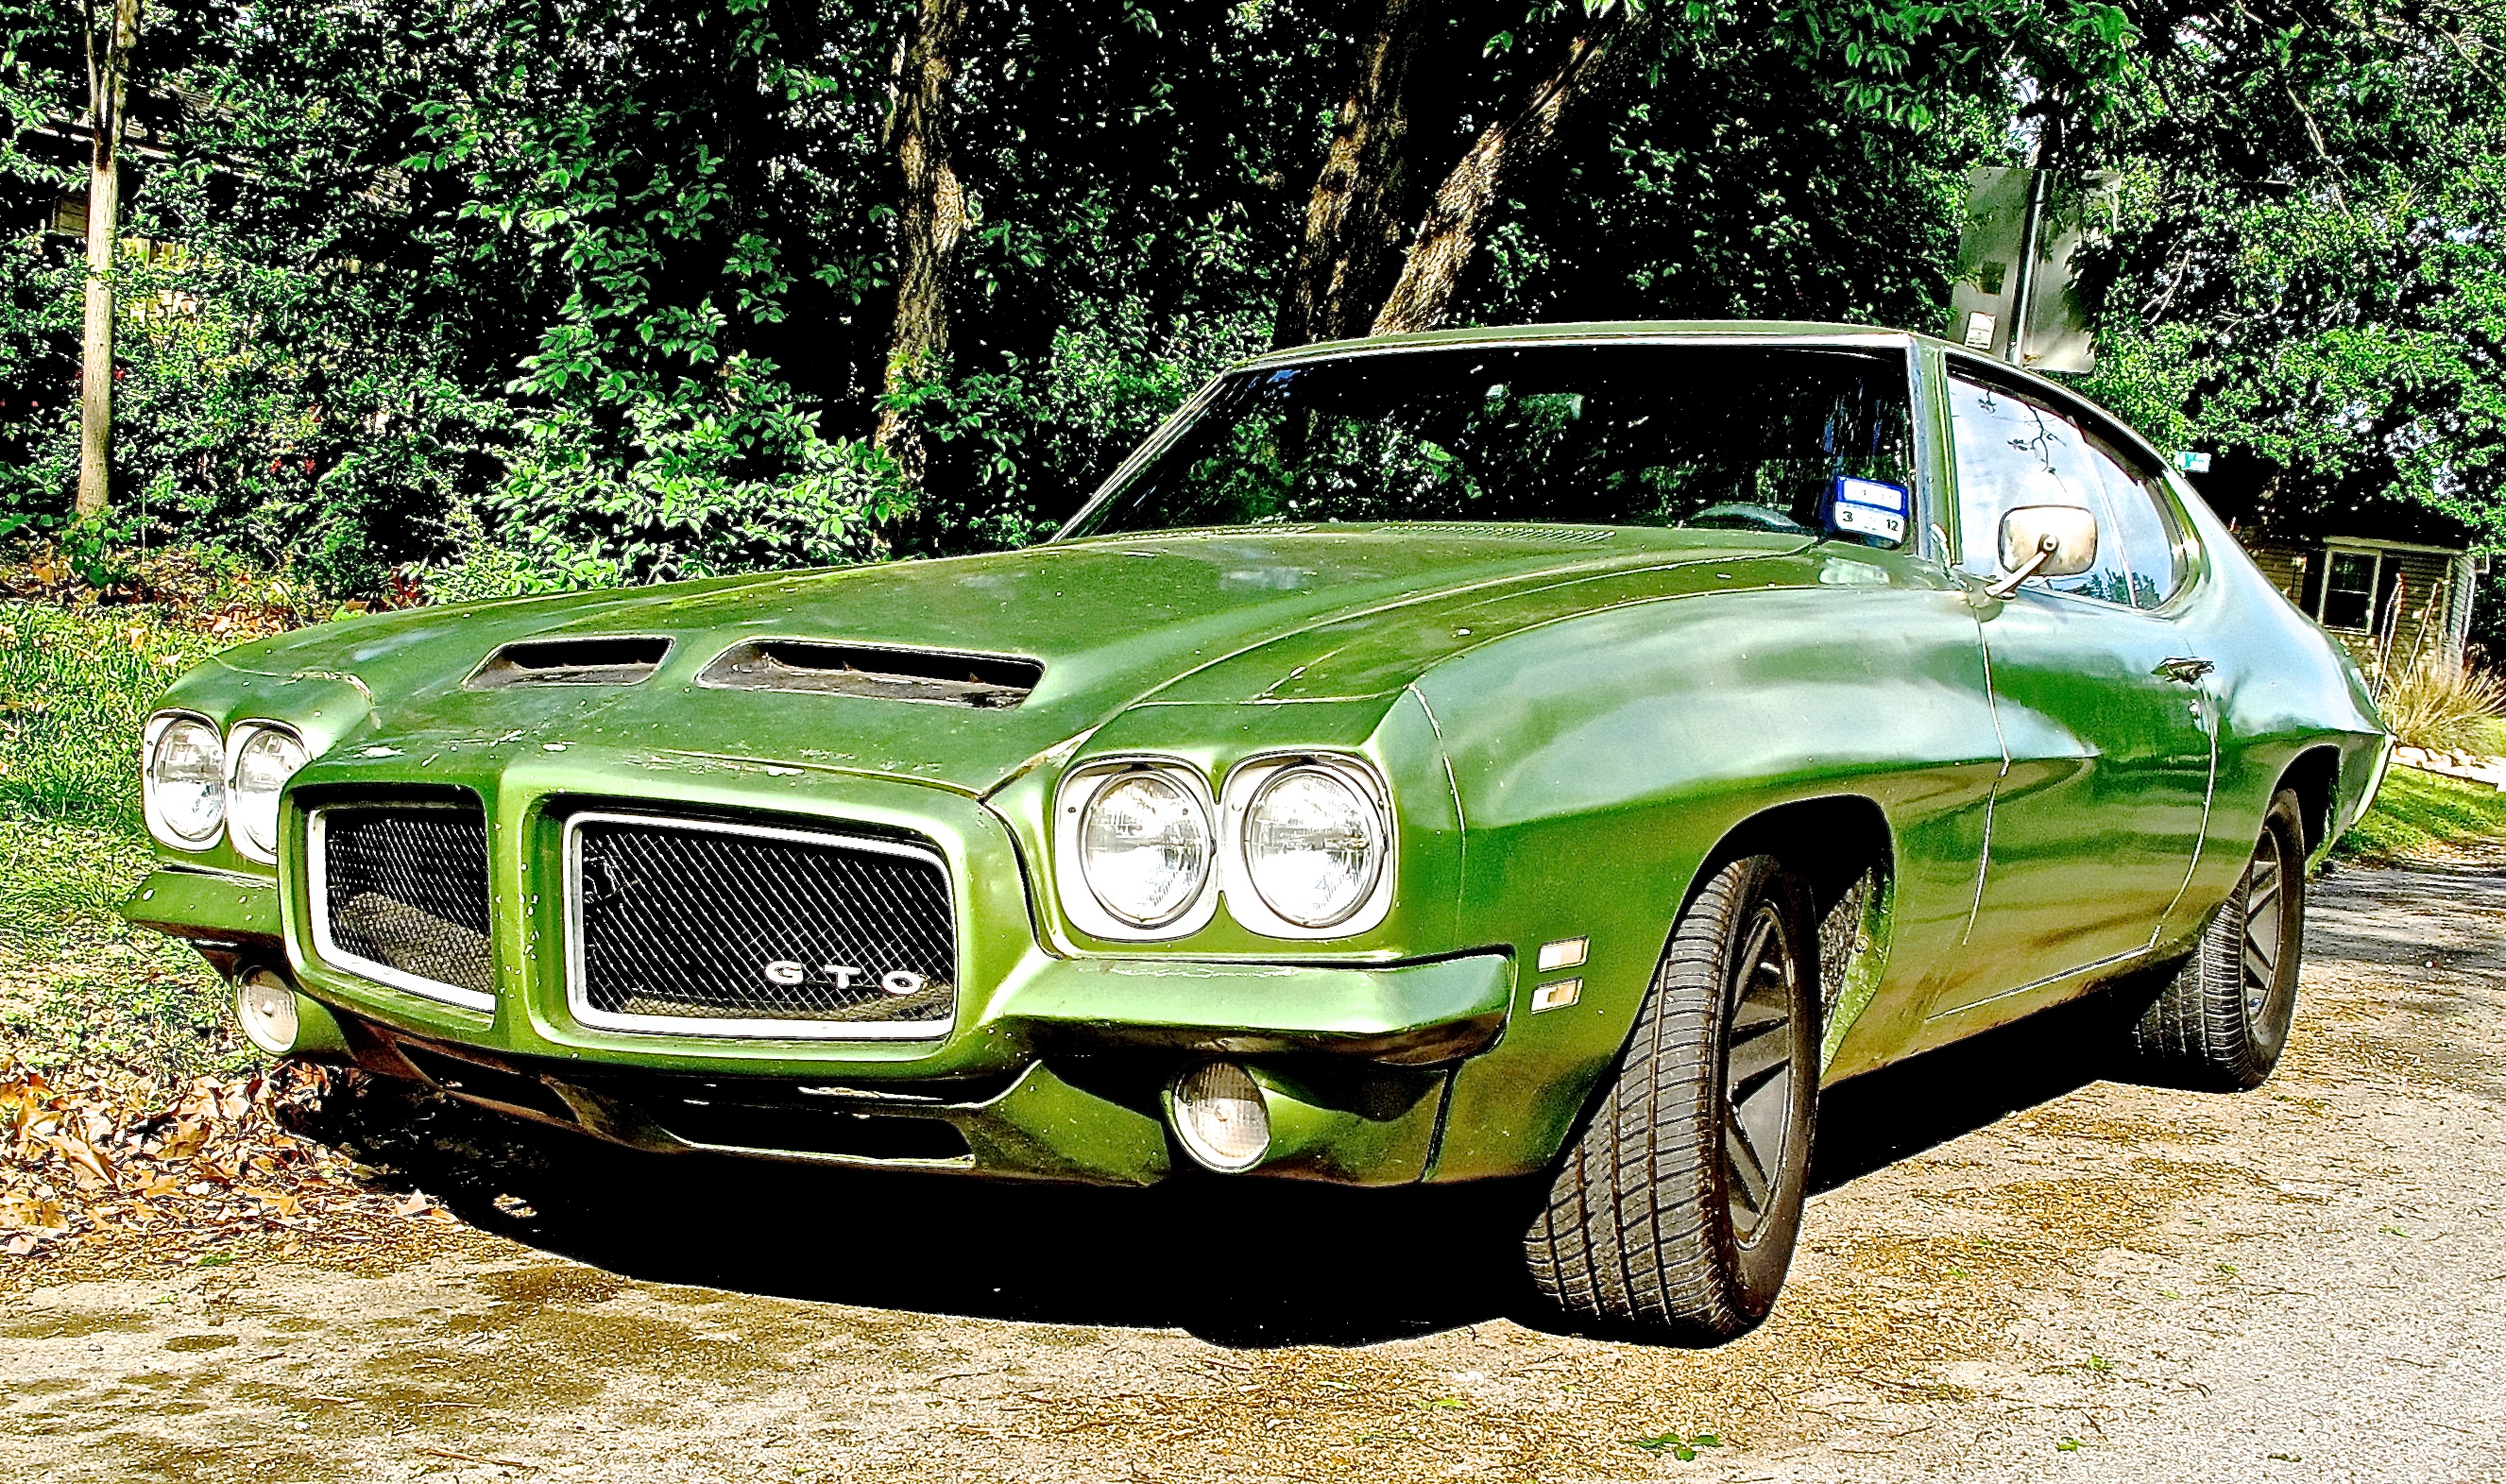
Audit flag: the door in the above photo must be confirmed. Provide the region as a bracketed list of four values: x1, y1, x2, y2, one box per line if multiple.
[1933, 367, 2216, 1010]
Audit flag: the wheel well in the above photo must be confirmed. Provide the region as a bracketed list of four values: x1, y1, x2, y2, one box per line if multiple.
[1697, 794, 1896, 925]
[2276, 746, 2343, 856]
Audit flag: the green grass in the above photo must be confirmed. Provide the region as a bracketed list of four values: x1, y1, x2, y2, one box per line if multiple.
[2334, 764, 2506, 866]
[1, 604, 219, 825]
[1, 602, 246, 1079]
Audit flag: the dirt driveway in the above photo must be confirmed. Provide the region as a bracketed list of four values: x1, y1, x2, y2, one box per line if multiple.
[7, 856, 2503, 1484]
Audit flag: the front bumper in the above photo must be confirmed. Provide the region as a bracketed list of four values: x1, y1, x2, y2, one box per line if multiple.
[128, 865, 1514, 1186]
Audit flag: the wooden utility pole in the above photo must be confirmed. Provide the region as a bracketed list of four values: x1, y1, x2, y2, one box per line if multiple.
[874, 0, 971, 490]
[78, 0, 140, 520]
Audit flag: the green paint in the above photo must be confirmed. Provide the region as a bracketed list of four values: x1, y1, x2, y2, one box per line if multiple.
[122, 325, 2390, 1186]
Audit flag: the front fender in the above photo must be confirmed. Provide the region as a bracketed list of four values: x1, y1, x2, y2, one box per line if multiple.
[1412, 560, 2003, 1178]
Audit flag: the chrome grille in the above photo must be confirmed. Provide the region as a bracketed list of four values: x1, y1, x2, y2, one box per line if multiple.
[312, 801, 495, 1008]
[567, 813, 956, 1037]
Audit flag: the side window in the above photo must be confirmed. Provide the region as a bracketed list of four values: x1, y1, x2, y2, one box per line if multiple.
[1945, 372, 2137, 605]
[2077, 427, 2188, 608]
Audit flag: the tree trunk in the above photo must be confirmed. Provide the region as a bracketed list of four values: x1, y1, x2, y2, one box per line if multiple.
[874, 0, 972, 489]
[1272, 0, 1431, 349]
[1371, 2, 1647, 336]
[77, 0, 140, 521]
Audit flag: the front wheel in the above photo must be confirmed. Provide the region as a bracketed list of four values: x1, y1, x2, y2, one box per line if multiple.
[2125, 789, 2308, 1090]
[1524, 854, 1820, 1341]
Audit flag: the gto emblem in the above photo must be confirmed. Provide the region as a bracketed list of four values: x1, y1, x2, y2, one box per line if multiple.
[759, 961, 929, 998]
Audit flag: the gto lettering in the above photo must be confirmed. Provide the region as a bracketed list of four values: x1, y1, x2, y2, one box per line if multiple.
[762, 960, 924, 993]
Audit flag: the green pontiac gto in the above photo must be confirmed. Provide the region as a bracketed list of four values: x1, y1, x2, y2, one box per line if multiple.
[125, 322, 2387, 1340]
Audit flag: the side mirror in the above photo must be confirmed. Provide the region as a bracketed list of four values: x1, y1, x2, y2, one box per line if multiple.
[1989, 504, 2098, 597]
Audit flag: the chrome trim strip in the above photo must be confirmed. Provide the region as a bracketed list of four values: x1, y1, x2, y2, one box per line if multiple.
[1925, 945, 2149, 1022]
[305, 803, 497, 1014]
[561, 810, 958, 1042]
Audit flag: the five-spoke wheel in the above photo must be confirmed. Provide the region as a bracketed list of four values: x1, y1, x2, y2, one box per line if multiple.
[1526, 854, 1820, 1341]
[2127, 788, 2308, 1089]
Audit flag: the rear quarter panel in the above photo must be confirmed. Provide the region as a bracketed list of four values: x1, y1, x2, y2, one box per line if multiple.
[2156, 475, 2389, 953]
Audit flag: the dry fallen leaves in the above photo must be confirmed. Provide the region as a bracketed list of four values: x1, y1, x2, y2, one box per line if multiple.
[0, 1058, 439, 1267]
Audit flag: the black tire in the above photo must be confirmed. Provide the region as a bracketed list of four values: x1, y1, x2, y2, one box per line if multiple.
[1525, 854, 1820, 1341]
[2126, 789, 2308, 1090]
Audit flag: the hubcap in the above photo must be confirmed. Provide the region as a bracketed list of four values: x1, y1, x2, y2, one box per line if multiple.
[2241, 833, 2287, 1020]
[1723, 904, 1799, 1246]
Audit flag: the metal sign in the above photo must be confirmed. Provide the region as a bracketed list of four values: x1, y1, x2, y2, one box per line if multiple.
[1946, 167, 2119, 374]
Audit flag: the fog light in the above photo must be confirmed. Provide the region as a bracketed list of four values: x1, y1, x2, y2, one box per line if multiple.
[1168, 1061, 1270, 1173]
[235, 969, 300, 1055]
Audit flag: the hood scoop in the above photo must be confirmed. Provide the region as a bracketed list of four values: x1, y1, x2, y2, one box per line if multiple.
[697, 640, 1042, 709]
[466, 636, 672, 689]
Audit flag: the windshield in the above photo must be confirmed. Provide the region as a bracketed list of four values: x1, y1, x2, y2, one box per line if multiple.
[1065, 342, 1915, 539]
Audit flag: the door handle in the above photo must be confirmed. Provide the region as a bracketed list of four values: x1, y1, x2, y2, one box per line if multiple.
[2155, 657, 2215, 684]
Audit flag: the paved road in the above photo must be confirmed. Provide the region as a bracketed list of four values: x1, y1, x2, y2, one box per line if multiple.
[6, 856, 2503, 1482]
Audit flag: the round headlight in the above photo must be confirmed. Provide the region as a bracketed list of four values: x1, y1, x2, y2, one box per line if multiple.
[229, 726, 307, 861]
[1244, 766, 1383, 929]
[1079, 771, 1212, 927]
[146, 717, 226, 846]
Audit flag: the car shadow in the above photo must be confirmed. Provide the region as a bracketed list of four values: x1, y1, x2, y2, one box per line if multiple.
[303, 989, 2144, 1350]
[306, 1074, 1538, 1348]
[1809, 990, 2128, 1191]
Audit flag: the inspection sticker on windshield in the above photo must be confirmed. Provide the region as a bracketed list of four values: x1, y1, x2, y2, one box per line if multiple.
[1830, 477, 1909, 543]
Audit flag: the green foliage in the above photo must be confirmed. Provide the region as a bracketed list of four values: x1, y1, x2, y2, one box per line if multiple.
[2080, 3, 2506, 540]
[1, 0, 2497, 592]
[0, 598, 245, 1078]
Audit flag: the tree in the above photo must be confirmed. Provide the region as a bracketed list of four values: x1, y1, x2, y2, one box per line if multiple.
[1272, 0, 1435, 347]
[1373, 0, 1653, 333]
[2078, 0, 2506, 542]
[876, 0, 973, 486]
[76, 0, 136, 520]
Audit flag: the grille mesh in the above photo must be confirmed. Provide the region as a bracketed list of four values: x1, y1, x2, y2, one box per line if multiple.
[319, 805, 495, 998]
[572, 816, 955, 1030]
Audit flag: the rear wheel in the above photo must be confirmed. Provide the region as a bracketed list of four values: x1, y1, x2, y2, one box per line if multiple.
[2126, 789, 2308, 1089]
[1524, 854, 1819, 1341]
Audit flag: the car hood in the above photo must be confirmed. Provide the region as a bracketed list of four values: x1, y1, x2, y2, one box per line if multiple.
[202, 526, 1811, 795]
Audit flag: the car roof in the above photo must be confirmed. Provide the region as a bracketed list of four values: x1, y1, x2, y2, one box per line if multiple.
[1231, 320, 1934, 373]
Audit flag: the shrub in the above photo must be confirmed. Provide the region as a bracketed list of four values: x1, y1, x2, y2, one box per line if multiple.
[2378, 654, 2506, 755]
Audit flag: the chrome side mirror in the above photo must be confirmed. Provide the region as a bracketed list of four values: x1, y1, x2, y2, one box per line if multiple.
[1986, 504, 2099, 598]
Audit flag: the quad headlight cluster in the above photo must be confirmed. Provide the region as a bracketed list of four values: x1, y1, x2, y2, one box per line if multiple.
[1054, 753, 1393, 941]
[142, 712, 308, 862]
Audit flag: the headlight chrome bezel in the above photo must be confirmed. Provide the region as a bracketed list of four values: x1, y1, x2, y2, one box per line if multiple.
[225, 721, 309, 864]
[1219, 752, 1396, 939]
[1052, 749, 1397, 944]
[142, 710, 228, 851]
[1053, 757, 1222, 941]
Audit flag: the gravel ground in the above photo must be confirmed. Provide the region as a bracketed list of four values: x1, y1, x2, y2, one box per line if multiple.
[5, 853, 2502, 1484]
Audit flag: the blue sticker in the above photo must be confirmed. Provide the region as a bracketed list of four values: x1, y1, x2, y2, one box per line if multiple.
[1829, 476, 1910, 545]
